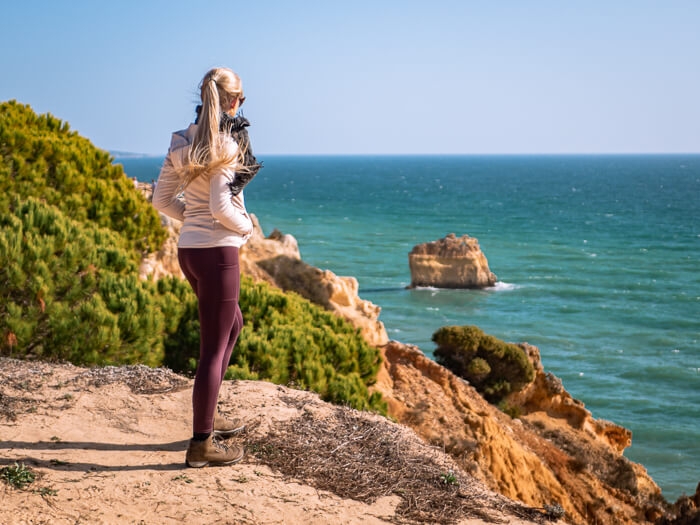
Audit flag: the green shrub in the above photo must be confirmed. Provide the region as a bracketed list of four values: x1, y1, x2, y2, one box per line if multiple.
[497, 399, 522, 419]
[0, 196, 165, 366]
[466, 357, 491, 379]
[432, 325, 534, 403]
[0, 101, 387, 417]
[0, 100, 166, 254]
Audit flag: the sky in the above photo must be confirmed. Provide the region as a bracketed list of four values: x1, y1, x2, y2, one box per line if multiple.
[1, 1, 699, 155]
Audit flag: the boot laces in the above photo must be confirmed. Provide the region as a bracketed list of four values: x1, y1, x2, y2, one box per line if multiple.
[212, 436, 229, 453]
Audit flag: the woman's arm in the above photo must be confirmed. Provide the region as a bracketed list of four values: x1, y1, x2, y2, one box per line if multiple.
[152, 150, 186, 221]
[209, 171, 254, 236]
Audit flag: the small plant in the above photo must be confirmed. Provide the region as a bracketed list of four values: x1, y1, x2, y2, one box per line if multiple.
[248, 443, 277, 457]
[233, 475, 249, 483]
[49, 459, 68, 466]
[171, 474, 192, 483]
[439, 470, 459, 486]
[50, 436, 61, 442]
[1, 462, 36, 489]
[59, 393, 73, 401]
[543, 502, 565, 519]
[33, 487, 58, 496]
[497, 399, 521, 419]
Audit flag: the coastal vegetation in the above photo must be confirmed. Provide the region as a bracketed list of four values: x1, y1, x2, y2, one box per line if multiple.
[0, 100, 386, 416]
[0, 100, 166, 254]
[432, 324, 535, 404]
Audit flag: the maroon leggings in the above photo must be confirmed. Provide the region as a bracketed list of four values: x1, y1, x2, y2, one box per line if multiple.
[177, 246, 243, 434]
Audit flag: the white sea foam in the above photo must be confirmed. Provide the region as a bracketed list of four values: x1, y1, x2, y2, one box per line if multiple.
[489, 281, 519, 291]
[426, 307, 440, 311]
[414, 285, 440, 291]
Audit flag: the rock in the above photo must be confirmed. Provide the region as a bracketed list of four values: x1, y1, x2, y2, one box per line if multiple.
[247, 240, 388, 347]
[407, 232, 497, 288]
[369, 339, 667, 525]
[504, 342, 632, 453]
[138, 212, 185, 282]
[656, 481, 700, 524]
[238, 216, 302, 283]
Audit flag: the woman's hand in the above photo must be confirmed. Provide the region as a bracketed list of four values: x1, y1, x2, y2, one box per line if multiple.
[230, 192, 246, 212]
[209, 173, 253, 235]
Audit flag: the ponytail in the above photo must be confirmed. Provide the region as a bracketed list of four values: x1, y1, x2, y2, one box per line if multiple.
[170, 68, 244, 192]
[192, 75, 222, 162]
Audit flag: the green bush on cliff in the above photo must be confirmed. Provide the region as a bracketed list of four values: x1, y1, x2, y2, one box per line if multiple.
[0, 196, 168, 366]
[161, 273, 386, 415]
[0, 101, 387, 416]
[0, 100, 166, 254]
[432, 325, 534, 403]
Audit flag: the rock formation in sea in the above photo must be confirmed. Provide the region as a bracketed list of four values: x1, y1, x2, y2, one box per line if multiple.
[407, 232, 497, 289]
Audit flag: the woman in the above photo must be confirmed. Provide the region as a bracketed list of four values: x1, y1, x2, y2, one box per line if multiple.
[152, 67, 255, 468]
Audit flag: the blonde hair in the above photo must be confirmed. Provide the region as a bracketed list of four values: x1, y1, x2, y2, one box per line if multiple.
[171, 67, 248, 192]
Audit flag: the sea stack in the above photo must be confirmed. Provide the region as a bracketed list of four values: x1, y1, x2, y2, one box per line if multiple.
[407, 233, 497, 289]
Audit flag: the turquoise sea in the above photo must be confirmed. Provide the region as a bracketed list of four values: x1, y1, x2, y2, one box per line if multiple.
[117, 153, 700, 501]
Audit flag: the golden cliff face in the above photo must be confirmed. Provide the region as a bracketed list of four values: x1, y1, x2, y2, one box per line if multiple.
[369, 340, 668, 525]
[504, 342, 632, 454]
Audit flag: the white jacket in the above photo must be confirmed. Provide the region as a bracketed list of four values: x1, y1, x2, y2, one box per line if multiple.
[152, 123, 254, 248]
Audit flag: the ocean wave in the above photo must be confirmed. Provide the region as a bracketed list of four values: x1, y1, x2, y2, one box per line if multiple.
[488, 281, 519, 291]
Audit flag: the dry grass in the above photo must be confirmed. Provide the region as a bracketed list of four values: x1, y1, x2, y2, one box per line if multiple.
[0, 391, 34, 421]
[239, 400, 555, 525]
[67, 364, 189, 395]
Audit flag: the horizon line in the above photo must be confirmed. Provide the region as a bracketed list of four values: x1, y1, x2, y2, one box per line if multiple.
[110, 150, 700, 158]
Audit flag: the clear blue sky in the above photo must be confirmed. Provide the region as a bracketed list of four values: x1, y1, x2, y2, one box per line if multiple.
[1, 1, 698, 155]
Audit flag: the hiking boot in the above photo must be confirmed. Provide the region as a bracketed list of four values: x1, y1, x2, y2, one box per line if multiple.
[213, 409, 246, 437]
[185, 434, 245, 468]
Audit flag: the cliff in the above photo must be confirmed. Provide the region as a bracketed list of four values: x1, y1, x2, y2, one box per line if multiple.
[0, 357, 560, 524]
[369, 341, 671, 525]
[135, 192, 695, 524]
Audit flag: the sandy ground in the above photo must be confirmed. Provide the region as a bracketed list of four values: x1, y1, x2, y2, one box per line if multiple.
[0, 358, 557, 525]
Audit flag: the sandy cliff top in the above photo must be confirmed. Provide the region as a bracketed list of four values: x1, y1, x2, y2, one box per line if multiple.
[0, 357, 558, 525]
